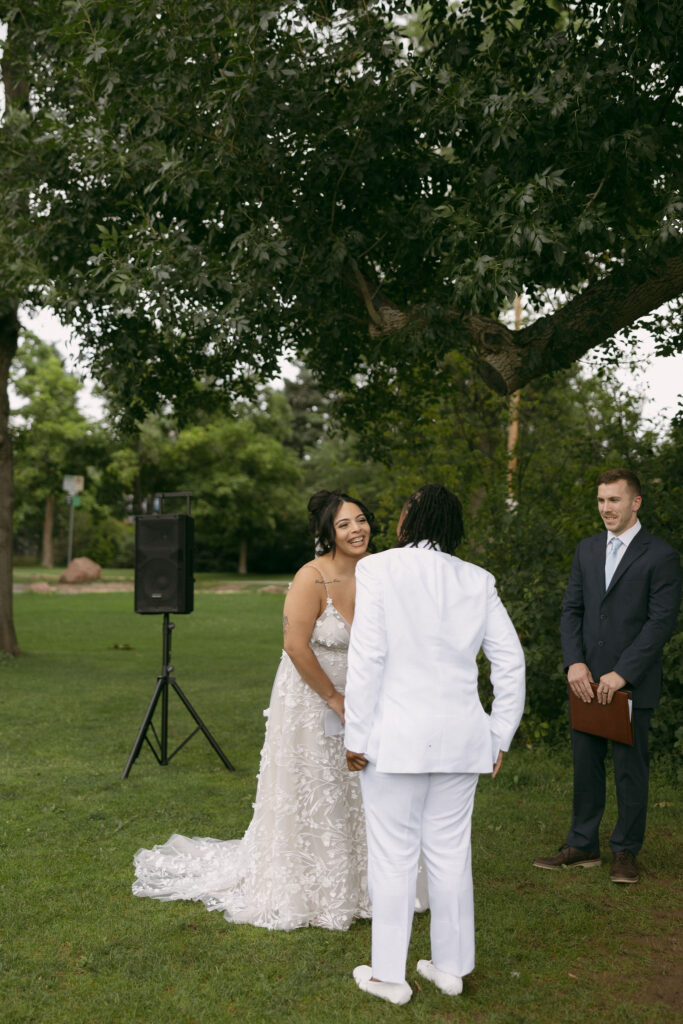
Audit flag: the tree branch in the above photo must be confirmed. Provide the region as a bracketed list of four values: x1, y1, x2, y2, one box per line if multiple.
[346, 259, 409, 334]
[347, 246, 683, 395]
[475, 247, 683, 393]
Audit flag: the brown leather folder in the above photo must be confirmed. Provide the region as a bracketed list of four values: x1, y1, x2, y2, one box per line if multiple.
[569, 682, 634, 745]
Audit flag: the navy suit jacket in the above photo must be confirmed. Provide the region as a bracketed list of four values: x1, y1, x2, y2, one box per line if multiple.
[560, 527, 681, 708]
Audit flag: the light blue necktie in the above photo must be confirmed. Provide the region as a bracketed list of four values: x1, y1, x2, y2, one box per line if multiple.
[605, 536, 622, 588]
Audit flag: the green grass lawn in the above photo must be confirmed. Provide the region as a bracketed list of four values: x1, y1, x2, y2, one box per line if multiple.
[1, 591, 680, 1023]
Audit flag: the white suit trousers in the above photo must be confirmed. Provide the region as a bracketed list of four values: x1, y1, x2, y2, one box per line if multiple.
[360, 764, 479, 984]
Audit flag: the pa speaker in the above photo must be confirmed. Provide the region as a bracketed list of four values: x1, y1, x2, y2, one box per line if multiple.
[134, 514, 194, 614]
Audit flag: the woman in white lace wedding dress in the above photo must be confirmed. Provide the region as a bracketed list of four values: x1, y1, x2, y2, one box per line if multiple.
[132, 490, 374, 931]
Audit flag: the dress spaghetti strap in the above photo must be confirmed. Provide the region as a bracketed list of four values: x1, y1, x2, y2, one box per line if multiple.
[304, 562, 331, 602]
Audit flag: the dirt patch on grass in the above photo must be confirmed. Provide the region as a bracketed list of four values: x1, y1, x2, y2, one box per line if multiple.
[58, 582, 135, 593]
[15, 581, 288, 595]
[581, 915, 681, 1010]
[14, 581, 135, 594]
[629, 927, 682, 1008]
[211, 583, 253, 593]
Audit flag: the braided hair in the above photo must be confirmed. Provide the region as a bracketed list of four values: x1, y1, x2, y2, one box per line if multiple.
[397, 484, 465, 555]
[308, 489, 375, 555]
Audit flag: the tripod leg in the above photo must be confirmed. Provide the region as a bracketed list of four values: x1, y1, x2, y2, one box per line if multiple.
[161, 672, 169, 765]
[170, 677, 235, 771]
[122, 674, 168, 778]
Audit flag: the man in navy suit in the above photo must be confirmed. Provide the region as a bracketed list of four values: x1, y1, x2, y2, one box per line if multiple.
[534, 469, 681, 883]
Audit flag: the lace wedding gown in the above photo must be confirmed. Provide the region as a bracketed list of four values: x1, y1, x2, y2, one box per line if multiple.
[132, 594, 371, 931]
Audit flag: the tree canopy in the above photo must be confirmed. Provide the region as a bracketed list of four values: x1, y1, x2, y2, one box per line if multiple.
[2, 0, 681, 420]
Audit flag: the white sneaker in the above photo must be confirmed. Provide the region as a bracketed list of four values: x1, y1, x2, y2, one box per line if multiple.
[416, 959, 463, 995]
[353, 965, 412, 1005]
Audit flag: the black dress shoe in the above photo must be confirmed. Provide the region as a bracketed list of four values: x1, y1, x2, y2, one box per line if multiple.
[533, 844, 601, 870]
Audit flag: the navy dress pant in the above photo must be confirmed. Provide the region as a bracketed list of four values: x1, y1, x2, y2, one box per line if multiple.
[566, 708, 653, 856]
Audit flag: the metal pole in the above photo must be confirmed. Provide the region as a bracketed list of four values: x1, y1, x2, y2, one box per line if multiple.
[161, 613, 172, 764]
[67, 497, 75, 564]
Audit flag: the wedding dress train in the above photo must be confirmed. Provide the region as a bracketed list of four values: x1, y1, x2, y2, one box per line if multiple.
[132, 596, 371, 931]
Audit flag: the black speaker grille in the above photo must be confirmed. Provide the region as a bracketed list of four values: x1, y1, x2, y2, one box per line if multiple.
[137, 518, 183, 552]
[135, 514, 194, 614]
[140, 558, 177, 601]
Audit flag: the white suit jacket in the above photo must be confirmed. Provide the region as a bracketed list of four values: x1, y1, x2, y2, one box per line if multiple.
[345, 543, 526, 774]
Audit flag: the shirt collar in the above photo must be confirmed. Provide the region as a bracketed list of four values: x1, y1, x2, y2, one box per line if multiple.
[414, 539, 442, 551]
[607, 518, 641, 550]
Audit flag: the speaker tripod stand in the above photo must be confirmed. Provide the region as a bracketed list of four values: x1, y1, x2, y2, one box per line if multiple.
[122, 613, 234, 778]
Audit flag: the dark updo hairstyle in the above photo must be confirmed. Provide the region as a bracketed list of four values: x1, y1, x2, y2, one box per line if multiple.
[397, 484, 465, 555]
[307, 490, 375, 555]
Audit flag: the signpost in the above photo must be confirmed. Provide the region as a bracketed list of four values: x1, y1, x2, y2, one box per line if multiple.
[62, 476, 85, 565]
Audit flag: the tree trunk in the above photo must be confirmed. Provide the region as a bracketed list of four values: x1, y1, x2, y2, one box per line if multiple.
[505, 296, 522, 505]
[41, 494, 55, 568]
[238, 538, 248, 575]
[0, 0, 30, 654]
[0, 309, 20, 655]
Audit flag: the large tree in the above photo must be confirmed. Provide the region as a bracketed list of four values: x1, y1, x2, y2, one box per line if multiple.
[1, 0, 681, 649]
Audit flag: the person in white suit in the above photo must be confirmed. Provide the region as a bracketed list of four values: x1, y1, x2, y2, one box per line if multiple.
[345, 485, 526, 1005]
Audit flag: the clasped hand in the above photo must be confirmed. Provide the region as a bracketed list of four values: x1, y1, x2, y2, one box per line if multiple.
[567, 662, 626, 705]
[346, 751, 368, 772]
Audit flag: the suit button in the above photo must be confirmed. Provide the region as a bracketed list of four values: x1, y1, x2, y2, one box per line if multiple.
[600, 614, 607, 621]
[598, 640, 604, 647]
